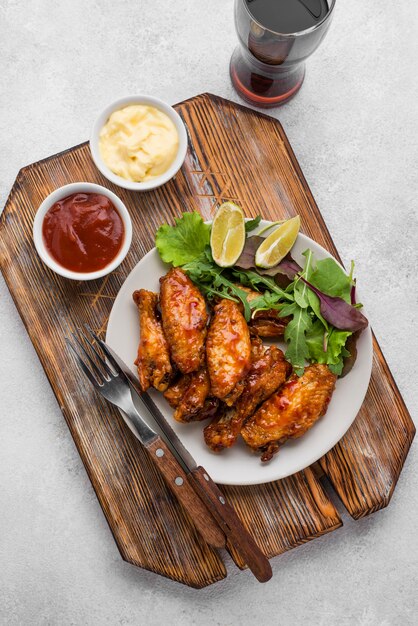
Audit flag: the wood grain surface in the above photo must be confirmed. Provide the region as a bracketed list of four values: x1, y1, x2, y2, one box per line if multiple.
[0, 93, 414, 587]
[144, 438, 225, 549]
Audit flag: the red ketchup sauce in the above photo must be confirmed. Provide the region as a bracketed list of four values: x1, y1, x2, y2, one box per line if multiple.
[42, 193, 124, 273]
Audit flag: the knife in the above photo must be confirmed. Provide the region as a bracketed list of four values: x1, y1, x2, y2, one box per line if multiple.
[93, 331, 272, 583]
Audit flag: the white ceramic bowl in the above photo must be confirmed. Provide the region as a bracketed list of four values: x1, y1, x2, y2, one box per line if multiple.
[33, 182, 132, 281]
[89, 95, 188, 191]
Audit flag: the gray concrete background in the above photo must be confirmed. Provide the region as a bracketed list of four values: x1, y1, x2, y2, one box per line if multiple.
[1, 1, 417, 624]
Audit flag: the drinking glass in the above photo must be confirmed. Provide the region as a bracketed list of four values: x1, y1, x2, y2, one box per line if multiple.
[230, 0, 336, 107]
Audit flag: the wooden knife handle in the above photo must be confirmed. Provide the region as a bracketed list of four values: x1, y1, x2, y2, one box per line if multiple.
[145, 437, 225, 549]
[189, 466, 272, 583]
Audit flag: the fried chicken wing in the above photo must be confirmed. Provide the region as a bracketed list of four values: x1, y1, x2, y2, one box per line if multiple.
[206, 299, 251, 405]
[241, 364, 337, 461]
[133, 289, 172, 392]
[159, 268, 208, 374]
[164, 367, 218, 423]
[174, 366, 215, 422]
[204, 406, 236, 450]
[204, 340, 291, 451]
[163, 375, 190, 408]
[190, 397, 219, 422]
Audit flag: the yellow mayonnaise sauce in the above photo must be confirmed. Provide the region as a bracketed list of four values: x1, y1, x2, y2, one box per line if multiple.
[99, 105, 179, 182]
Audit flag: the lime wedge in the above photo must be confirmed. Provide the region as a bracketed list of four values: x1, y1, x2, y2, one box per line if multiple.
[255, 215, 300, 268]
[210, 202, 246, 267]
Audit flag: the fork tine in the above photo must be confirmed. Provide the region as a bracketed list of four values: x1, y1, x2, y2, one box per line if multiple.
[84, 324, 123, 375]
[66, 338, 101, 389]
[71, 332, 109, 384]
[78, 327, 115, 378]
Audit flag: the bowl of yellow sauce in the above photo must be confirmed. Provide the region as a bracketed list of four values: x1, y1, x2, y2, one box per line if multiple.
[90, 95, 188, 191]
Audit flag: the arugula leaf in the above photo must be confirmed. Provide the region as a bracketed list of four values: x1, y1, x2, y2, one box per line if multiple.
[196, 282, 240, 304]
[232, 268, 293, 301]
[156, 212, 211, 266]
[248, 290, 283, 312]
[247, 291, 287, 318]
[283, 303, 312, 375]
[245, 216, 262, 233]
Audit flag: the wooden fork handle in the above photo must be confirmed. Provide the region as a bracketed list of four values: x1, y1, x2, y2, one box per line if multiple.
[145, 437, 225, 549]
[189, 466, 272, 583]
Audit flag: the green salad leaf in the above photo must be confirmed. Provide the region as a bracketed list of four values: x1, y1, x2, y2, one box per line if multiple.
[307, 289, 328, 329]
[293, 249, 314, 308]
[232, 268, 293, 301]
[244, 215, 262, 233]
[156, 212, 211, 266]
[283, 303, 312, 376]
[309, 257, 353, 303]
[247, 290, 284, 316]
[305, 319, 351, 375]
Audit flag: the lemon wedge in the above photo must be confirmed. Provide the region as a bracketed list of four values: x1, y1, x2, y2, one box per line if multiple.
[210, 202, 246, 267]
[255, 215, 300, 268]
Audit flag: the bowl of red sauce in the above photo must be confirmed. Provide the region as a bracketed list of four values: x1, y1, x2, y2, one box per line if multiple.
[33, 182, 132, 280]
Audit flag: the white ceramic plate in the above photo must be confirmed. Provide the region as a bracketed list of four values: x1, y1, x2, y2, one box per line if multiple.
[106, 221, 373, 486]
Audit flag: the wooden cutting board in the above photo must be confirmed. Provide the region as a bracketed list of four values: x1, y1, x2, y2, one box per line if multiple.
[0, 93, 414, 587]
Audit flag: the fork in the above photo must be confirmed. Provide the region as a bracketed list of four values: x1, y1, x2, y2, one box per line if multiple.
[67, 327, 272, 582]
[66, 328, 225, 550]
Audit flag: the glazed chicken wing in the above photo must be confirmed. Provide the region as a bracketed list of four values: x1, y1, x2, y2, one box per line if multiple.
[133, 289, 172, 392]
[206, 299, 251, 405]
[165, 366, 218, 423]
[159, 268, 208, 374]
[241, 364, 337, 462]
[163, 375, 191, 408]
[204, 340, 291, 451]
